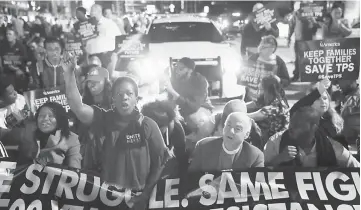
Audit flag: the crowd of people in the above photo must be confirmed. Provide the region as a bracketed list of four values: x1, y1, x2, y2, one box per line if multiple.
[0, 2, 359, 209]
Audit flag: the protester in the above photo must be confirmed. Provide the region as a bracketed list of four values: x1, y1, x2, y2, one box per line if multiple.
[11, 15, 24, 39]
[165, 57, 213, 134]
[86, 4, 121, 68]
[247, 75, 290, 142]
[245, 35, 290, 102]
[0, 16, 7, 41]
[103, 8, 126, 35]
[31, 16, 47, 39]
[210, 99, 264, 150]
[0, 25, 29, 93]
[3, 102, 81, 168]
[335, 79, 360, 147]
[189, 112, 264, 172]
[141, 99, 188, 177]
[290, 78, 345, 146]
[240, 3, 279, 57]
[51, 18, 63, 38]
[78, 65, 112, 173]
[37, 37, 65, 88]
[321, 4, 352, 39]
[123, 15, 133, 34]
[63, 56, 170, 209]
[27, 41, 40, 89]
[0, 76, 27, 129]
[288, 9, 319, 81]
[264, 107, 359, 167]
[75, 7, 88, 23]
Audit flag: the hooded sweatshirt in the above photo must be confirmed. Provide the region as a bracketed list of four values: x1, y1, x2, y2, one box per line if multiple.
[37, 58, 65, 89]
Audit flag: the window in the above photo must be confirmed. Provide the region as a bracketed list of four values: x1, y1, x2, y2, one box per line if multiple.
[148, 22, 224, 43]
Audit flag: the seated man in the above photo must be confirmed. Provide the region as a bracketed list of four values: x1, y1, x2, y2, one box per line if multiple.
[264, 107, 360, 167]
[165, 57, 213, 134]
[188, 112, 264, 172]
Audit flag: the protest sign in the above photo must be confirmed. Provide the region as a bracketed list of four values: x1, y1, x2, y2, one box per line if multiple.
[115, 35, 149, 59]
[2, 54, 23, 66]
[252, 5, 278, 31]
[4, 105, 30, 129]
[297, 38, 360, 82]
[299, 2, 326, 20]
[23, 86, 70, 116]
[237, 59, 277, 100]
[65, 36, 84, 57]
[0, 162, 358, 210]
[73, 17, 99, 41]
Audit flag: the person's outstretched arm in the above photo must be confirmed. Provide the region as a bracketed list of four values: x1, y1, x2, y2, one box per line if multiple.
[62, 54, 94, 125]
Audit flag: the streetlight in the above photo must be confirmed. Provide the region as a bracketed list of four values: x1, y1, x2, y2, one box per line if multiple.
[169, 4, 175, 13]
[204, 6, 209, 13]
[232, 12, 241, 17]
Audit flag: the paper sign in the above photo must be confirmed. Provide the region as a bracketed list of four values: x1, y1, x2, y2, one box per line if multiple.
[65, 36, 84, 57]
[297, 38, 360, 82]
[115, 35, 149, 59]
[73, 17, 99, 41]
[253, 6, 277, 30]
[300, 2, 326, 20]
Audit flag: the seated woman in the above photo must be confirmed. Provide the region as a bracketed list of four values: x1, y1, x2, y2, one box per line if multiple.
[290, 78, 345, 147]
[63, 56, 169, 209]
[7, 102, 82, 168]
[247, 75, 290, 143]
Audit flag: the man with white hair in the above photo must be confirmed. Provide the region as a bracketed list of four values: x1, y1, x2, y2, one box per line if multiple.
[241, 3, 279, 57]
[85, 4, 121, 68]
[188, 112, 264, 172]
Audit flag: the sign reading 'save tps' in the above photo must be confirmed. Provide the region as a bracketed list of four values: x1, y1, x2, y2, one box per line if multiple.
[297, 38, 360, 82]
[23, 86, 70, 116]
[299, 2, 326, 20]
[65, 36, 84, 57]
[0, 163, 359, 210]
[73, 17, 99, 41]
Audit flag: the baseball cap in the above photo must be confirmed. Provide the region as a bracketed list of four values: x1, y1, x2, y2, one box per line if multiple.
[84, 66, 109, 82]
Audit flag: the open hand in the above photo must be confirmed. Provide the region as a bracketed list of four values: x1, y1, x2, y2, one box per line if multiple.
[264, 22, 272, 30]
[317, 77, 331, 94]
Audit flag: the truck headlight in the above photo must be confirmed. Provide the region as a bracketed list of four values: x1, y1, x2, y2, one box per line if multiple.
[223, 55, 241, 75]
[131, 57, 167, 83]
